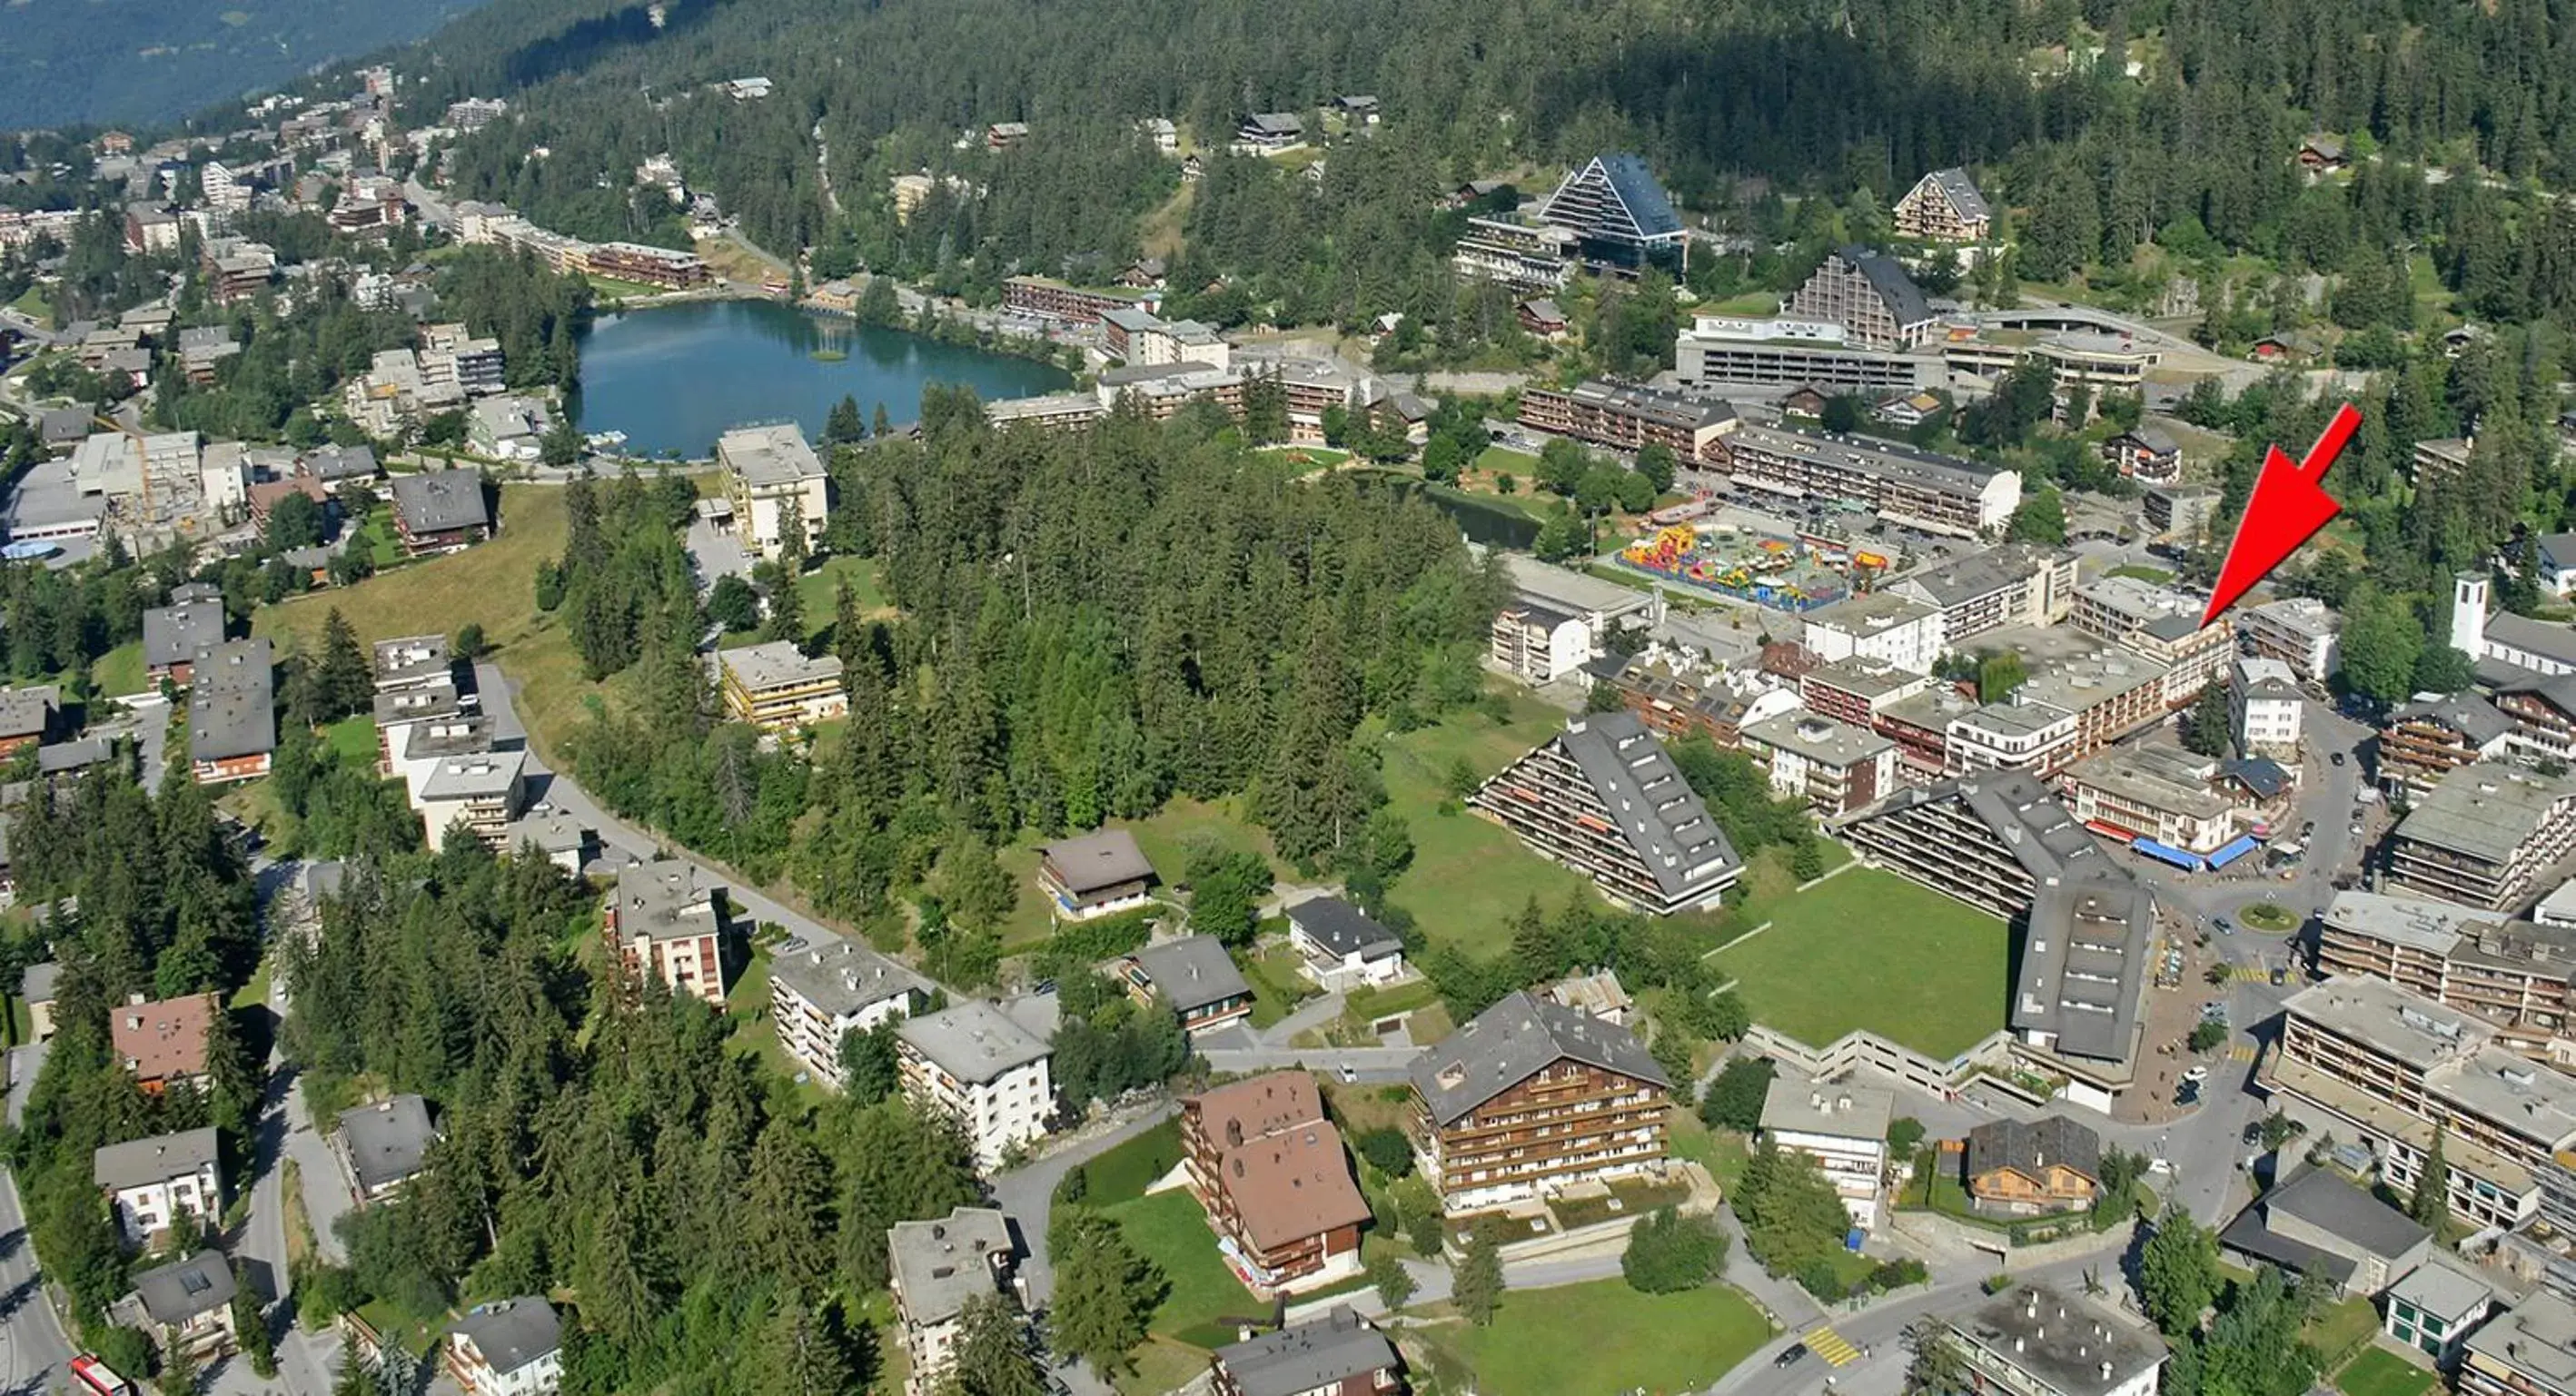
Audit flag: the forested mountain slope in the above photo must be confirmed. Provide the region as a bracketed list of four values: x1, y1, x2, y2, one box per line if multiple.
[0, 0, 497, 129]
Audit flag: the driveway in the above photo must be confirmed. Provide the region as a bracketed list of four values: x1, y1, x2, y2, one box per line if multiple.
[685, 518, 751, 598]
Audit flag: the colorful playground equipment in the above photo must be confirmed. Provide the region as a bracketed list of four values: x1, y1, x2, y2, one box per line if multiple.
[1617, 522, 1882, 610]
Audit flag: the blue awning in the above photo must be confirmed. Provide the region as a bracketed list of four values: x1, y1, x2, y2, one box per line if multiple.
[2206, 835, 2262, 869]
[2133, 837, 2205, 871]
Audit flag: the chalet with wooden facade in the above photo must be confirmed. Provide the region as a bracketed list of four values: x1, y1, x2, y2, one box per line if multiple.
[1181, 1073, 1372, 1291]
[1407, 989, 1670, 1212]
[1963, 1114, 2103, 1215]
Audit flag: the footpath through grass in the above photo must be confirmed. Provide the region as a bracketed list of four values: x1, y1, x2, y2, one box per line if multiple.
[1713, 865, 2011, 1059]
[1405, 1279, 1773, 1396]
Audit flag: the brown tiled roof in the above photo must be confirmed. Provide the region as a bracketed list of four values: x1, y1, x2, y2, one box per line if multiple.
[111, 994, 216, 1082]
[1189, 1071, 1325, 1152]
[1218, 1119, 1371, 1252]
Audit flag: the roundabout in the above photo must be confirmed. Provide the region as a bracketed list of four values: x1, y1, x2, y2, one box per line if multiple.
[2237, 901, 2301, 934]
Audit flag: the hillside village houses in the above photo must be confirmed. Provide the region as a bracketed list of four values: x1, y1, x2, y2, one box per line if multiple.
[112, 993, 218, 1094]
[1759, 1074, 1894, 1225]
[887, 1205, 1018, 1395]
[335, 1093, 441, 1203]
[607, 859, 728, 1006]
[768, 932, 930, 1089]
[92, 1126, 222, 1243]
[896, 998, 1055, 1168]
[444, 1298, 565, 1396]
[1406, 989, 1672, 1212]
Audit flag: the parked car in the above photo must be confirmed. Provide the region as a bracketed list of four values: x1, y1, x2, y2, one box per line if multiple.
[2184, 1064, 2211, 1084]
[2331, 751, 2346, 767]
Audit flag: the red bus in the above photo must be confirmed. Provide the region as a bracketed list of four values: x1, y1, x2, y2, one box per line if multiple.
[70, 1355, 136, 1396]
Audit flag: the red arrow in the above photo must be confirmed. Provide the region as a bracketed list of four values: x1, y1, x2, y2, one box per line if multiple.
[2199, 401, 2363, 629]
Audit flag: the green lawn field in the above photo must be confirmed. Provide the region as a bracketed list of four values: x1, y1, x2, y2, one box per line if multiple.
[1713, 866, 2011, 1058]
[1408, 1279, 1774, 1396]
[1102, 1190, 1265, 1345]
[2336, 1348, 2436, 1396]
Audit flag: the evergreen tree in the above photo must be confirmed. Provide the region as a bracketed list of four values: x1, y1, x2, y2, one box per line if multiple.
[315, 609, 372, 721]
[2138, 1203, 2222, 1338]
[836, 1021, 902, 1104]
[748, 1121, 836, 1292]
[2183, 685, 2234, 757]
[825, 394, 867, 446]
[1454, 1221, 1504, 1326]
[1368, 1250, 1416, 1310]
[873, 403, 893, 439]
[946, 1294, 1045, 1396]
[753, 1291, 860, 1396]
[1901, 1317, 1965, 1396]
[1049, 1212, 1164, 1376]
[2411, 1124, 2451, 1227]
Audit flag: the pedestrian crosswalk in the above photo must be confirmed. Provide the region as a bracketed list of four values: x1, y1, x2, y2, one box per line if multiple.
[1806, 1327, 1861, 1367]
[2228, 1044, 2259, 1063]
[2225, 965, 2270, 984]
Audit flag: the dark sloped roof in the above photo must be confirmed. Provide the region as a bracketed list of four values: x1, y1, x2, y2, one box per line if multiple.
[391, 468, 490, 533]
[1556, 710, 1742, 903]
[2259, 1166, 2428, 1261]
[1285, 896, 1400, 959]
[1038, 827, 1155, 894]
[451, 1298, 562, 1376]
[1964, 1114, 2102, 1187]
[1409, 989, 1667, 1126]
[1130, 936, 1251, 1014]
[1592, 153, 1682, 238]
[337, 1094, 438, 1192]
[1836, 245, 1935, 328]
[128, 1250, 237, 1325]
[1215, 1306, 1398, 1396]
[1926, 167, 1992, 221]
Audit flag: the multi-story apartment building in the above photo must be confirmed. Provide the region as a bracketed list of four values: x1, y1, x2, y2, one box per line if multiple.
[1601, 655, 1801, 750]
[887, 1207, 1017, 1395]
[897, 1000, 1054, 1168]
[372, 634, 451, 692]
[719, 641, 848, 729]
[2070, 577, 2231, 707]
[1939, 1286, 2167, 1396]
[1531, 153, 1686, 274]
[2014, 878, 2157, 1109]
[1801, 591, 1947, 675]
[1798, 657, 1929, 730]
[1722, 424, 2021, 538]
[2317, 889, 2576, 1062]
[2461, 1292, 2576, 1396]
[443, 1298, 562, 1396]
[2498, 675, 2576, 767]
[2056, 745, 2241, 854]
[2233, 656, 2304, 759]
[1451, 216, 1577, 293]
[1842, 771, 2125, 921]
[1786, 247, 1938, 351]
[1739, 712, 1897, 817]
[93, 1127, 222, 1243]
[999, 276, 1152, 325]
[415, 749, 529, 852]
[1945, 695, 2080, 777]
[2381, 697, 2516, 797]
[718, 424, 831, 562]
[188, 639, 275, 785]
[1670, 314, 1937, 392]
[1893, 168, 1993, 243]
[768, 933, 928, 1089]
[585, 241, 711, 289]
[1515, 380, 1739, 465]
[1407, 989, 1671, 1212]
[985, 392, 1106, 432]
[607, 859, 728, 1006]
[1211, 1308, 1402, 1396]
[1180, 1073, 1372, 1289]
[2383, 764, 2576, 912]
[1879, 686, 1983, 783]
[1469, 711, 1743, 916]
[1490, 599, 1590, 683]
[2266, 975, 2576, 1230]
[1759, 1076, 1892, 1225]
[2143, 483, 2220, 546]
[1888, 545, 2077, 642]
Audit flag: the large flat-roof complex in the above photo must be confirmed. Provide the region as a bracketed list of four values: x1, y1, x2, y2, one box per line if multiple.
[2266, 975, 2576, 1230]
[1722, 423, 2021, 538]
[1517, 379, 1738, 464]
[1470, 711, 1742, 916]
[2317, 889, 2576, 1062]
[717, 423, 830, 562]
[2384, 764, 2576, 912]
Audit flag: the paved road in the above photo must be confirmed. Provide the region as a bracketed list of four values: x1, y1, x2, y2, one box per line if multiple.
[471, 660, 853, 950]
[0, 1046, 76, 1396]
